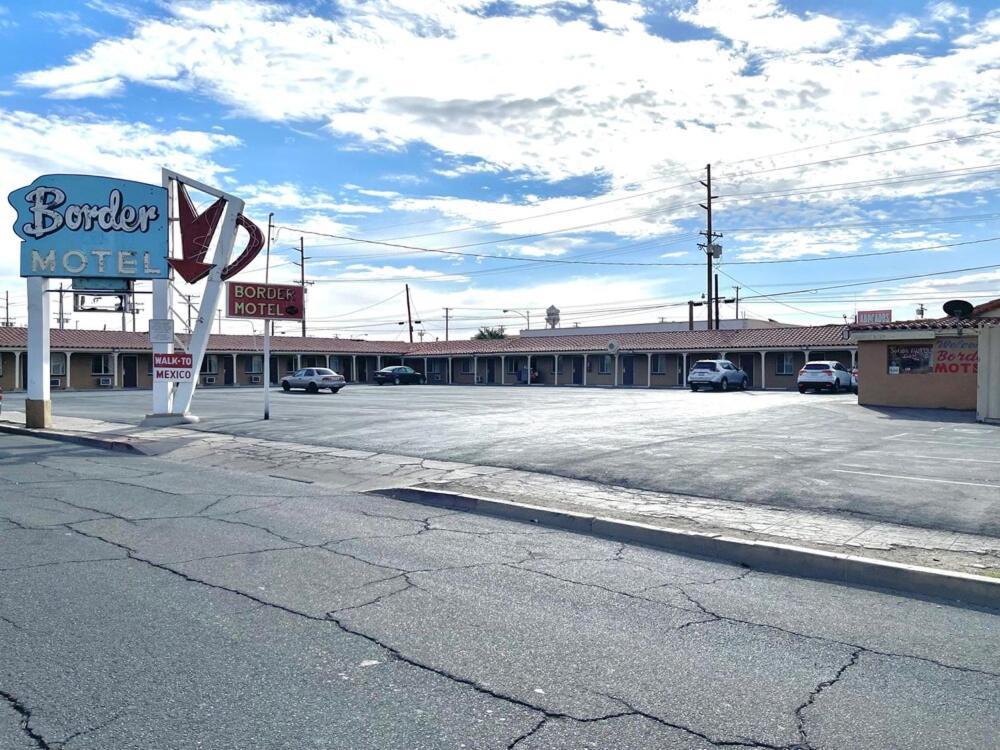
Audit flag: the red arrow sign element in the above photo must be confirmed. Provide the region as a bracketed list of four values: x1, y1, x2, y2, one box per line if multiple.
[220, 213, 265, 281]
[168, 182, 225, 283]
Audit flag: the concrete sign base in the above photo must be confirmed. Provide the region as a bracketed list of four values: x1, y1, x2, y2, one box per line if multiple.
[139, 413, 201, 427]
[25, 399, 51, 429]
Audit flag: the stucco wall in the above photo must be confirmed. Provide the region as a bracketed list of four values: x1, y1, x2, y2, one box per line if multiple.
[858, 339, 976, 410]
[763, 351, 806, 390]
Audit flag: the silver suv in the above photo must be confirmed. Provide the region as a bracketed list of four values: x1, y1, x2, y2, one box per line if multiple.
[281, 368, 346, 393]
[688, 359, 749, 392]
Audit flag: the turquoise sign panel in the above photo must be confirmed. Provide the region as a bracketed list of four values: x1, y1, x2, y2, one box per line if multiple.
[9, 174, 169, 279]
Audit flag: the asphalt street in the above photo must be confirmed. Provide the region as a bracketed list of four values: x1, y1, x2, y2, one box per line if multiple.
[7, 386, 1000, 536]
[1, 433, 997, 749]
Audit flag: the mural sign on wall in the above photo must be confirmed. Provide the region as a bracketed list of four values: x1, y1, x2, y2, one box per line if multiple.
[8, 174, 169, 279]
[933, 338, 978, 375]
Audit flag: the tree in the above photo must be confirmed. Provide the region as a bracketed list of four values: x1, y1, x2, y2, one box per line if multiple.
[472, 326, 506, 340]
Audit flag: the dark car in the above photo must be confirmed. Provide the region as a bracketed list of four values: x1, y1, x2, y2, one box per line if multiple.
[374, 366, 425, 385]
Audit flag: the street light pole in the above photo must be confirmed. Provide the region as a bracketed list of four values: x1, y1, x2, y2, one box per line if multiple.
[503, 309, 530, 330]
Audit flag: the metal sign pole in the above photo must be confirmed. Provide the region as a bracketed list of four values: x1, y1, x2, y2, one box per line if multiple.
[263, 324, 271, 420]
[171, 198, 242, 416]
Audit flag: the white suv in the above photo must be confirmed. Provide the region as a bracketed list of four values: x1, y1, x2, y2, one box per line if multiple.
[688, 359, 749, 392]
[797, 361, 852, 393]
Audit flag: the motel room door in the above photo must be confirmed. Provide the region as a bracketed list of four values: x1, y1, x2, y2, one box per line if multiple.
[572, 356, 583, 385]
[486, 359, 496, 384]
[621, 355, 635, 386]
[122, 355, 138, 389]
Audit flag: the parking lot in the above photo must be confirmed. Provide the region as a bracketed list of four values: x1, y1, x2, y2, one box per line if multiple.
[4, 385, 998, 536]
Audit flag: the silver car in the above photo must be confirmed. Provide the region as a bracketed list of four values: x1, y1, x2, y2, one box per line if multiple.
[688, 359, 749, 391]
[281, 368, 346, 393]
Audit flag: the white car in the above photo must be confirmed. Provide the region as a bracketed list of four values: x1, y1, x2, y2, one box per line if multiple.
[281, 368, 346, 393]
[797, 361, 852, 393]
[688, 359, 749, 392]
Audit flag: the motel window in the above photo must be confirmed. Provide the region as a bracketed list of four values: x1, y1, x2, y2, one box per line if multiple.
[506, 357, 518, 373]
[599, 355, 612, 374]
[201, 355, 219, 375]
[651, 354, 667, 374]
[302, 355, 325, 368]
[776, 352, 796, 376]
[246, 355, 263, 374]
[428, 360, 442, 374]
[91, 355, 112, 375]
[461, 359, 473, 374]
[888, 345, 932, 375]
[50, 354, 66, 377]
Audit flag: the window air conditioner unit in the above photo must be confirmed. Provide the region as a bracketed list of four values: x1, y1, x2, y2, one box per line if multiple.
[98, 377, 113, 387]
[204, 376, 216, 385]
[249, 375, 262, 384]
[50, 378, 61, 388]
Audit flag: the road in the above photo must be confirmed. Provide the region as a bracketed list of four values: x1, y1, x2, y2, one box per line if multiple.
[8, 386, 1000, 536]
[1, 433, 998, 749]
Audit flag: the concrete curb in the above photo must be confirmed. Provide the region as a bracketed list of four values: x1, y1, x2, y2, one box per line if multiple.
[0, 422, 144, 454]
[377, 486, 1000, 610]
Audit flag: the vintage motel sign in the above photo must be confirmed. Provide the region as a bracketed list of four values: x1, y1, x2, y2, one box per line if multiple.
[227, 282, 304, 320]
[9, 175, 169, 280]
[8, 173, 170, 428]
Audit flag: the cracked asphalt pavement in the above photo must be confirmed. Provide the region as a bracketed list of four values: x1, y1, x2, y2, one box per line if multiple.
[2, 433, 998, 749]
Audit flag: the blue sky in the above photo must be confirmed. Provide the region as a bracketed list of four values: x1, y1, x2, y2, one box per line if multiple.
[1, 0, 998, 339]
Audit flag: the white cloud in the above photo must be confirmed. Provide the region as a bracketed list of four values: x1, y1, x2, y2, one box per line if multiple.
[928, 2, 970, 25]
[236, 181, 383, 214]
[677, 0, 843, 52]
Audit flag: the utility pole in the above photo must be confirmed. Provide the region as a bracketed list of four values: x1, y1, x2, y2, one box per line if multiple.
[916, 303, 926, 319]
[299, 236, 307, 337]
[714, 274, 720, 330]
[732, 286, 740, 319]
[3, 291, 9, 327]
[57, 284, 67, 329]
[217, 309, 222, 334]
[405, 284, 414, 343]
[698, 164, 722, 330]
[444, 307, 451, 341]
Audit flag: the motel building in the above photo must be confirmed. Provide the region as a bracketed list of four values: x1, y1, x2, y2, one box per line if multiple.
[0, 318, 859, 394]
[850, 297, 1000, 424]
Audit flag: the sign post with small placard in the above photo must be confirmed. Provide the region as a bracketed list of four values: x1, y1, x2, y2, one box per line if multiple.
[226, 281, 306, 421]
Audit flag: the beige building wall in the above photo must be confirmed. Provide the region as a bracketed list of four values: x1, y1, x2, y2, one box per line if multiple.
[977, 328, 1000, 423]
[649, 352, 680, 387]
[858, 339, 976, 410]
[763, 351, 805, 390]
[534, 354, 556, 385]
[585, 354, 615, 386]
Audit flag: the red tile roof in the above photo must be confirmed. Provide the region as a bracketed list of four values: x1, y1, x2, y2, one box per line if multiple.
[0, 324, 853, 354]
[850, 297, 1000, 332]
[0, 328, 410, 354]
[409, 324, 853, 354]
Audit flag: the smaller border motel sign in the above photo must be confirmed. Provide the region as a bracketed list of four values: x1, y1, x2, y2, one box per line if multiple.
[856, 309, 892, 325]
[227, 281, 304, 320]
[153, 353, 194, 383]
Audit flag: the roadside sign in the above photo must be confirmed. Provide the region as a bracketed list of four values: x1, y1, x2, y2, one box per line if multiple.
[856, 309, 892, 324]
[71, 278, 130, 291]
[227, 282, 304, 320]
[148, 319, 174, 345]
[153, 352, 194, 383]
[9, 174, 169, 280]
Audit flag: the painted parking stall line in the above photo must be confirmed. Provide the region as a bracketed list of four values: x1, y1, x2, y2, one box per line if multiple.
[832, 468, 1000, 489]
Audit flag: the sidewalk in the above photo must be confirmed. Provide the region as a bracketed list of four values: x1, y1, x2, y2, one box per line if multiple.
[2, 411, 998, 577]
